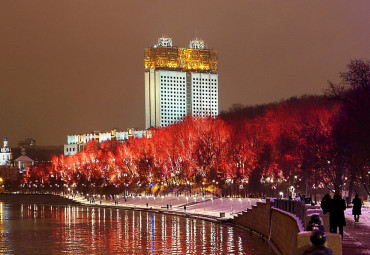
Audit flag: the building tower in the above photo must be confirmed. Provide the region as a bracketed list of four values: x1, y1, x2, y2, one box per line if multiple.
[144, 37, 218, 129]
[0, 137, 12, 166]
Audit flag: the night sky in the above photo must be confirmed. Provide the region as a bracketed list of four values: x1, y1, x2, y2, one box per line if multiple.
[1, 1, 370, 146]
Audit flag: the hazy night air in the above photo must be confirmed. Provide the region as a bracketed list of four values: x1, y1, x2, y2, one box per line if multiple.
[1, 0, 370, 146]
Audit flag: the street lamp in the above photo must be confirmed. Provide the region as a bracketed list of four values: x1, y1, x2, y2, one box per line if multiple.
[212, 180, 215, 196]
[279, 192, 284, 198]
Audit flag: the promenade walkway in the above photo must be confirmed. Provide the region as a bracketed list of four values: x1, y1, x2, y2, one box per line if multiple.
[343, 206, 370, 255]
[70, 194, 264, 221]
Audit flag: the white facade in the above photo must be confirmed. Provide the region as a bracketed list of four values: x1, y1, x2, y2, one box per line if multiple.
[0, 138, 12, 166]
[145, 69, 218, 129]
[64, 129, 149, 156]
[145, 69, 188, 128]
[190, 73, 218, 118]
[64, 144, 79, 156]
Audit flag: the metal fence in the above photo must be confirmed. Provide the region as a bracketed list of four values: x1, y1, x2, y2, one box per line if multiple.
[273, 199, 306, 223]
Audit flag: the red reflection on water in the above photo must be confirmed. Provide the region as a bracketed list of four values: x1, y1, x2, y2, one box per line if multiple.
[5, 204, 275, 254]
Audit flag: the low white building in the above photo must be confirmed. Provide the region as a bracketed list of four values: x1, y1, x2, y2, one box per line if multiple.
[64, 128, 150, 156]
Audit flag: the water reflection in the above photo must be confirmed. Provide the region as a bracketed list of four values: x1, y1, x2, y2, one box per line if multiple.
[0, 203, 275, 254]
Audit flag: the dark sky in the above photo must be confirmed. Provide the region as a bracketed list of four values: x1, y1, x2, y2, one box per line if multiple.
[1, 1, 370, 146]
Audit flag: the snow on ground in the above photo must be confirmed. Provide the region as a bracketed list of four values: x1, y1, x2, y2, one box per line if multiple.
[345, 201, 370, 224]
[71, 194, 264, 219]
[343, 202, 370, 255]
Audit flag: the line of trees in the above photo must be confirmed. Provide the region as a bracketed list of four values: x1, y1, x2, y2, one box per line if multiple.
[21, 60, 370, 201]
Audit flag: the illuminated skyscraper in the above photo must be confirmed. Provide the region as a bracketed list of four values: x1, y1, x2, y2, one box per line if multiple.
[144, 37, 218, 129]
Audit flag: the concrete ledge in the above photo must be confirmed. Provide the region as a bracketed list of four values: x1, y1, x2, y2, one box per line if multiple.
[297, 231, 342, 255]
[305, 213, 330, 232]
[270, 208, 302, 255]
[233, 199, 271, 237]
[233, 201, 342, 255]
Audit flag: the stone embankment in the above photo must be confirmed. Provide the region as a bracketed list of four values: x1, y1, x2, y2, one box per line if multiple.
[233, 199, 342, 255]
[0, 193, 81, 205]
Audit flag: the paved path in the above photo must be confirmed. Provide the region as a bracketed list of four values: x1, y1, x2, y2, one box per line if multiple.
[70, 194, 264, 221]
[343, 207, 370, 255]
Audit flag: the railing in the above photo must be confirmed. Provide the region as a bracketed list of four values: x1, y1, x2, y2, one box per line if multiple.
[273, 199, 306, 224]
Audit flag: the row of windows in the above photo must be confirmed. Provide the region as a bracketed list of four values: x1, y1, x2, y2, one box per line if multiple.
[161, 88, 186, 91]
[161, 109, 186, 112]
[162, 113, 185, 117]
[193, 94, 217, 97]
[162, 115, 185, 121]
[161, 84, 185, 88]
[162, 88, 185, 93]
[193, 100, 218, 103]
[193, 95, 217, 98]
[193, 108, 218, 110]
[161, 103, 186, 107]
[192, 78, 217, 81]
[193, 82, 217, 85]
[161, 98, 186, 102]
[161, 94, 186, 98]
[161, 76, 185, 79]
[193, 87, 217, 90]
[161, 102, 186, 105]
[161, 81, 185, 84]
[160, 76, 216, 81]
[193, 84, 217, 87]
[193, 99, 217, 102]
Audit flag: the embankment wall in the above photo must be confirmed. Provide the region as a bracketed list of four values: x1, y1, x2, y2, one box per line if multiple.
[233, 199, 342, 255]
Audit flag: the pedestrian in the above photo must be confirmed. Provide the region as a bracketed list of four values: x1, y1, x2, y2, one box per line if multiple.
[329, 190, 346, 239]
[352, 194, 362, 222]
[321, 194, 331, 214]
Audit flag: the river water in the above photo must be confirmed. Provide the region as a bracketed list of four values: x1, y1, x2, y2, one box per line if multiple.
[0, 202, 275, 254]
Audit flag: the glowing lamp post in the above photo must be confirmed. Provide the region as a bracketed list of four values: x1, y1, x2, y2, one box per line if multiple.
[202, 182, 205, 196]
[279, 192, 284, 199]
[212, 180, 215, 196]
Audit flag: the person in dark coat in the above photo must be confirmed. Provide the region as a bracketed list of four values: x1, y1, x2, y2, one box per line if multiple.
[321, 194, 331, 214]
[352, 194, 362, 222]
[303, 230, 334, 255]
[329, 190, 346, 239]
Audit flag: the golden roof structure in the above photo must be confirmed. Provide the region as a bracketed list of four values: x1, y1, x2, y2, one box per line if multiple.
[144, 37, 218, 72]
